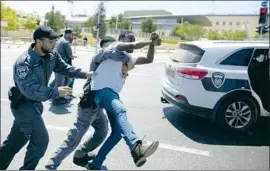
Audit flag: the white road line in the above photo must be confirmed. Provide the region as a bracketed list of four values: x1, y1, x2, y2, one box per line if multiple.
[46, 124, 210, 157]
[1, 99, 211, 157]
[1, 98, 9, 102]
[158, 143, 210, 156]
[130, 73, 154, 76]
[46, 125, 92, 136]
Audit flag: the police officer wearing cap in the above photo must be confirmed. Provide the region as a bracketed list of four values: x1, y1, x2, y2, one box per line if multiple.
[50, 29, 77, 104]
[0, 26, 95, 170]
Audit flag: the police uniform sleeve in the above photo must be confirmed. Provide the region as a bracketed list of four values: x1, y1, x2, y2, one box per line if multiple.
[14, 62, 59, 102]
[63, 41, 73, 59]
[53, 51, 87, 79]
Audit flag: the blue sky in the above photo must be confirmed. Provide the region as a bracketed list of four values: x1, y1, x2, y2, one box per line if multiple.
[3, 1, 267, 19]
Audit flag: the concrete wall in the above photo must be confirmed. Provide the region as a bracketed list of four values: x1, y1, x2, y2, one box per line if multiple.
[203, 15, 259, 37]
[1, 30, 33, 38]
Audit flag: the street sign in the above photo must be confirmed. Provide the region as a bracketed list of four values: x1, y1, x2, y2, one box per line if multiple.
[0, 21, 8, 27]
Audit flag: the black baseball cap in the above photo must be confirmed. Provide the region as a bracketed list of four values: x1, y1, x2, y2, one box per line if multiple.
[33, 26, 63, 40]
[100, 36, 116, 47]
[118, 30, 135, 42]
[64, 29, 73, 34]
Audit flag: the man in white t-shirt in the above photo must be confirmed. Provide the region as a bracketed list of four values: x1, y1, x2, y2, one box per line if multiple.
[45, 36, 134, 170]
[85, 31, 161, 170]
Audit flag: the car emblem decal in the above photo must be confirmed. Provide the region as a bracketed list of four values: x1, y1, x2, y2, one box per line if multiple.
[211, 72, 225, 88]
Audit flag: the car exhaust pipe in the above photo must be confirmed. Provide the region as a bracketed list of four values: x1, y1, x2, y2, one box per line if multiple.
[161, 97, 169, 104]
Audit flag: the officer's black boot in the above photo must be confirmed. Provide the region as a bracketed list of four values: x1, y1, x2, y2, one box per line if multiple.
[131, 140, 159, 167]
[73, 152, 96, 167]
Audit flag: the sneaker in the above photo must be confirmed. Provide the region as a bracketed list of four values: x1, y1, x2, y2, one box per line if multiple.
[131, 140, 159, 167]
[73, 152, 96, 167]
[45, 164, 57, 170]
[85, 162, 101, 170]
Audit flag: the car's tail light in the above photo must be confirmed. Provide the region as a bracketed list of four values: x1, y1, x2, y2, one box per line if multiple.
[177, 67, 208, 80]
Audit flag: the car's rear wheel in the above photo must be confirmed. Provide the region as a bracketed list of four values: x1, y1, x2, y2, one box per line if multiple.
[216, 96, 258, 132]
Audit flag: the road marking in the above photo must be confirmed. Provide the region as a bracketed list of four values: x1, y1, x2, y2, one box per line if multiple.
[46, 124, 210, 157]
[1, 99, 210, 157]
[1, 98, 9, 102]
[130, 73, 154, 76]
[157, 142, 210, 156]
[46, 125, 92, 136]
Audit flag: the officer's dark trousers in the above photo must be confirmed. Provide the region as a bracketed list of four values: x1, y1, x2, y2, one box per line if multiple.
[0, 101, 48, 170]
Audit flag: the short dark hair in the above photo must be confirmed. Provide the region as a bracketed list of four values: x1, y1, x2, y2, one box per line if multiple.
[100, 36, 116, 47]
[64, 29, 73, 34]
[118, 30, 135, 42]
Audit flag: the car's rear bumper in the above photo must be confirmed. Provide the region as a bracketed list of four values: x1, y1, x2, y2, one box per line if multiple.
[161, 87, 214, 120]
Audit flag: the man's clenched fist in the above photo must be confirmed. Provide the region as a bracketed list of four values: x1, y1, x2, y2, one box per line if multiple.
[58, 86, 73, 98]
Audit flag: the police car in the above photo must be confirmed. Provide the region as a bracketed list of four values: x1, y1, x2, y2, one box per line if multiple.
[161, 40, 269, 131]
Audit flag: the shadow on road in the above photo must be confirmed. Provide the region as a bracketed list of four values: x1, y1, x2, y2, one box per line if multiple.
[163, 106, 270, 146]
[48, 102, 73, 115]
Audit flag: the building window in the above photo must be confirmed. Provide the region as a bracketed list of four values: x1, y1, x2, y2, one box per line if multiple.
[223, 21, 226, 26]
[229, 22, 233, 26]
[236, 22, 240, 26]
[216, 21, 219, 26]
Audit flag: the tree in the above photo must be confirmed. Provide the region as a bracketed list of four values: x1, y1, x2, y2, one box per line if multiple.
[1, 2, 19, 30]
[207, 31, 222, 40]
[221, 31, 234, 40]
[108, 13, 132, 30]
[73, 26, 82, 38]
[23, 15, 37, 31]
[84, 16, 95, 28]
[141, 18, 157, 33]
[120, 18, 132, 30]
[171, 21, 205, 41]
[233, 30, 248, 40]
[90, 2, 107, 39]
[45, 6, 65, 32]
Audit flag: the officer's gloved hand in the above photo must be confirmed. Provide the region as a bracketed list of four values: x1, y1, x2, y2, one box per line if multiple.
[58, 86, 73, 98]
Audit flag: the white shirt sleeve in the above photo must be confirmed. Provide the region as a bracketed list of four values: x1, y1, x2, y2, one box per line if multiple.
[130, 56, 137, 66]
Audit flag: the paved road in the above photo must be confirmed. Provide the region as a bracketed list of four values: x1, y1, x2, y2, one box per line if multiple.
[1, 44, 269, 170]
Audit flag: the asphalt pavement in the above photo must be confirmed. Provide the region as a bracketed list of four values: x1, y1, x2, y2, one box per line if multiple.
[1, 44, 269, 170]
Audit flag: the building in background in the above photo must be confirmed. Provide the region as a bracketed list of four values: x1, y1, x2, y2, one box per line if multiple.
[64, 14, 89, 28]
[124, 10, 266, 37]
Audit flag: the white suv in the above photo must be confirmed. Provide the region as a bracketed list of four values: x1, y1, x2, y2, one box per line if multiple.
[161, 40, 269, 131]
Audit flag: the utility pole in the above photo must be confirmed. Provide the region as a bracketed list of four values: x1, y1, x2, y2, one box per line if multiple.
[116, 15, 118, 30]
[51, 5, 55, 30]
[95, 1, 103, 53]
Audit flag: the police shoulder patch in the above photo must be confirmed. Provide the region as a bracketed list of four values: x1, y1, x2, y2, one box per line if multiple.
[17, 65, 30, 79]
[211, 72, 225, 88]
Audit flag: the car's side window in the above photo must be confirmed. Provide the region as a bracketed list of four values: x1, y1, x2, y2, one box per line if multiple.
[251, 49, 269, 62]
[220, 48, 254, 66]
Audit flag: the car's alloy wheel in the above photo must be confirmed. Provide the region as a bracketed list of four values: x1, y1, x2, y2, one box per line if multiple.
[225, 101, 252, 129]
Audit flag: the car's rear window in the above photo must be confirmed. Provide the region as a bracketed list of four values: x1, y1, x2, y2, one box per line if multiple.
[170, 43, 205, 63]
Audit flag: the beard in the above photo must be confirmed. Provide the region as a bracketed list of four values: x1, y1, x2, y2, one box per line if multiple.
[41, 46, 51, 54]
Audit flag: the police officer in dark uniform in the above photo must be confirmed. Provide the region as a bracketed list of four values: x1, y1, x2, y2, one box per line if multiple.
[0, 26, 95, 170]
